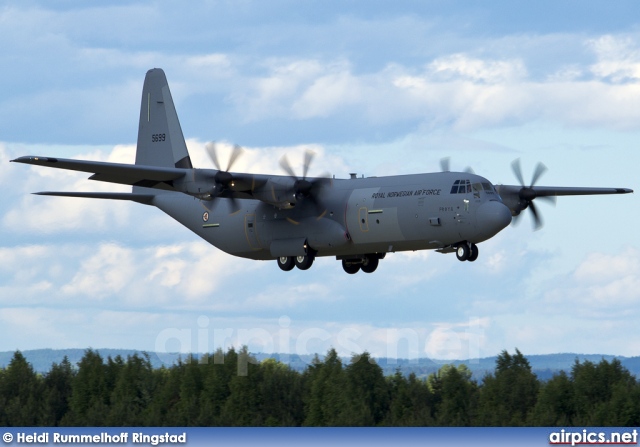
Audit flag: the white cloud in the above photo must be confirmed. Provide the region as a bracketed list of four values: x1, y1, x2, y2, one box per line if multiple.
[589, 35, 640, 82]
[237, 59, 336, 121]
[148, 245, 187, 288]
[221, 36, 640, 132]
[541, 248, 640, 318]
[62, 243, 136, 299]
[395, 73, 640, 131]
[427, 54, 528, 83]
[547, 65, 585, 82]
[574, 248, 640, 283]
[0, 244, 79, 308]
[0, 239, 262, 310]
[291, 70, 362, 119]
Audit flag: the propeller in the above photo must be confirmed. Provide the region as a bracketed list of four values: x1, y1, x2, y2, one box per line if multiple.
[510, 158, 556, 231]
[440, 157, 450, 172]
[440, 157, 475, 174]
[203, 142, 245, 213]
[279, 149, 330, 216]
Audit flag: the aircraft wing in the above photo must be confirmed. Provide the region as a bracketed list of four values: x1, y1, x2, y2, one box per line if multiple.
[10, 154, 276, 204]
[497, 185, 633, 197]
[10, 156, 186, 191]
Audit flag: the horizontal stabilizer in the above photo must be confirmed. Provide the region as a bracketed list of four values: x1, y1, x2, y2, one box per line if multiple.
[34, 191, 155, 205]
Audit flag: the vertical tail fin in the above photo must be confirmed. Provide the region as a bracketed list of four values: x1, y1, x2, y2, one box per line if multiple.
[135, 68, 193, 170]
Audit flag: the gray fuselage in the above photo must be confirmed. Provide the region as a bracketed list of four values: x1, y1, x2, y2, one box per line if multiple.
[153, 171, 513, 261]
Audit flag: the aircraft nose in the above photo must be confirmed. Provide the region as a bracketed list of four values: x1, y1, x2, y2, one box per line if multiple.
[477, 200, 512, 236]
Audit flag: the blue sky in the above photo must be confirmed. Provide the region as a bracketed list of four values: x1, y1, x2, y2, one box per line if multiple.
[1, 0, 639, 362]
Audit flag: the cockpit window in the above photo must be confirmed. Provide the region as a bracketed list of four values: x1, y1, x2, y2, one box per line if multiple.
[472, 183, 482, 198]
[450, 179, 471, 194]
[482, 182, 496, 194]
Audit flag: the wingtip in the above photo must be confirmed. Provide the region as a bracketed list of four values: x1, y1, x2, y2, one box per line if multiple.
[10, 156, 58, 164]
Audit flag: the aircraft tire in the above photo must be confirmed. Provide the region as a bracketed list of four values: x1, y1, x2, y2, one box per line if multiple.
[342, 259, 360, 274]
[295, 255, 314, 270]
[468, 244, 479, 262]
[361, 255, 379, 273]
[277, 256, 295, 271]
[456, 244, 470, 262]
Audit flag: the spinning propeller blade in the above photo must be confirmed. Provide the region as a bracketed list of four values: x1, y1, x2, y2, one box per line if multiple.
[440, 157, 450, 172]
[510, 158, 556, 231]
[279, 149, 330, 217]
[202, 142, 246, 213]
[440, 157, 475, 175]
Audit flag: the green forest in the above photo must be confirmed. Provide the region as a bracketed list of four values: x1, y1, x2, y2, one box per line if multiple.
[1, 347, 639, 427]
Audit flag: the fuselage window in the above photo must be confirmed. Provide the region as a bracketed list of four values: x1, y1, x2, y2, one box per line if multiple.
[450, 180, 461, 194]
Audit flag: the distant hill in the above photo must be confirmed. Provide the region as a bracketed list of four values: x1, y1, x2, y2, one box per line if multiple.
[373, 353, 631, 381]
[1, 348, 637, 380]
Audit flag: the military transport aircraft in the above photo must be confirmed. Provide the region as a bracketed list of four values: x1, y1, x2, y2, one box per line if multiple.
[11, 69, 634, 274]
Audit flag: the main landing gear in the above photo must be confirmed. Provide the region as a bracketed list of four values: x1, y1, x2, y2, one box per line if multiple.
[277, 253, 383, 274]
[341, 254, 381, 274]
[277, 254, 315, 271]
[456, 242, 479, 262]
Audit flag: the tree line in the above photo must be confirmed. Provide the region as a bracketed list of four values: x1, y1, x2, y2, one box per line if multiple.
[1, 347, 639, 426]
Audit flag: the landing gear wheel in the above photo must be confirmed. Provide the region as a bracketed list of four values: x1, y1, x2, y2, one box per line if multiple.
[277, 256, 295, 271]
[295, 255, 314, 270]
[361, 255, 379, 273]
[342, 259, 360, 274]
[456, 244, 470, 262]
[468, 244, 479, 262]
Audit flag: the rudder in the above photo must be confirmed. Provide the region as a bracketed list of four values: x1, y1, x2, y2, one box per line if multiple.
[135, 68, 193, 170]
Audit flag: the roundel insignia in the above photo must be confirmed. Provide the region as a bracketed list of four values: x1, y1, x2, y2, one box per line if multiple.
[202, 211, 209, 222]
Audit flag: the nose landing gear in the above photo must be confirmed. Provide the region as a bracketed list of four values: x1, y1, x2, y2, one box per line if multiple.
[456, 242, 479, 262]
